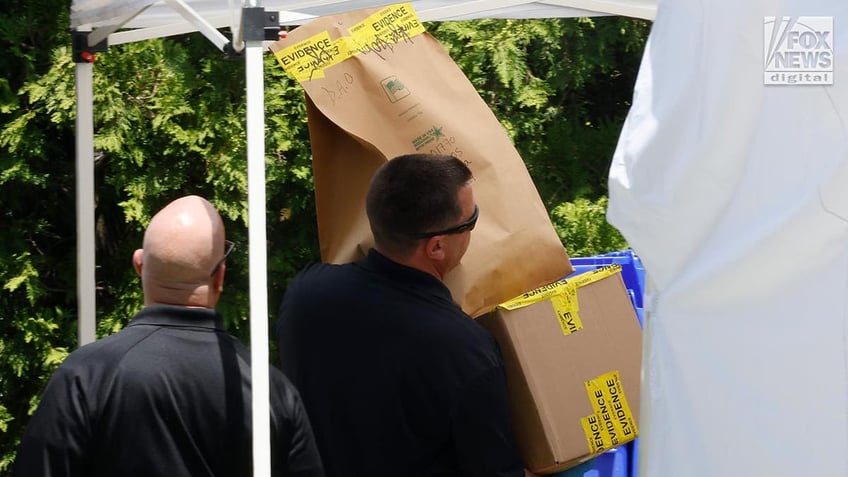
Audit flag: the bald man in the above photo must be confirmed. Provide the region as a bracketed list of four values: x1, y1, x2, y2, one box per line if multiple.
[14, 195, 324, 477]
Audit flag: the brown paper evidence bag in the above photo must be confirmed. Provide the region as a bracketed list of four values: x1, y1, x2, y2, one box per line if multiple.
[270, 3, 573, 317]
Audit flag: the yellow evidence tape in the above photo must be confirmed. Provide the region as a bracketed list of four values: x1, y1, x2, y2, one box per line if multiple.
[273, 31, 349, 82]
[496, 265, 622, 336]
[274, 2, 425, 82]
[348, 3, 425, 54]
[579, 370, 639, 454]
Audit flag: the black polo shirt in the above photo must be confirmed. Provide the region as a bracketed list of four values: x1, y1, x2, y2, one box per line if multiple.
[14, 305, 324, 477]
[277, 249, 525, 477]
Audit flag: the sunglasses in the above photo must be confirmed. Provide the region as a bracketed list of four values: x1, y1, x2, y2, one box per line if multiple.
[407, 205, 479, 239]
[210, 240, 235, 276]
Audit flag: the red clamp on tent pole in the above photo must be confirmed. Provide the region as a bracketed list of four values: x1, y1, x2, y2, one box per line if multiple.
[72, 31, 108, 64]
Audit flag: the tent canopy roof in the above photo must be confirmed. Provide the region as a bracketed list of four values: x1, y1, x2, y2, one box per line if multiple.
[71, 0, 656, 46]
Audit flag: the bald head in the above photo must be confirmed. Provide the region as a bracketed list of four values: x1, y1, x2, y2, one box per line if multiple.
[132, 195, 227, 308]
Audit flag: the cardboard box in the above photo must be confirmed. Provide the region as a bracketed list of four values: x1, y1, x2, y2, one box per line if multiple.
[477, 265, 642, 474]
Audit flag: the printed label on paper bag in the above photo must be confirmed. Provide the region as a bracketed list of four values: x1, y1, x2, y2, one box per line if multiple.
[580, 371, 638, 454]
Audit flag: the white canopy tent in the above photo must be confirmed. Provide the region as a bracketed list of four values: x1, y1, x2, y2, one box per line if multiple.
[69, 1, 655, 476]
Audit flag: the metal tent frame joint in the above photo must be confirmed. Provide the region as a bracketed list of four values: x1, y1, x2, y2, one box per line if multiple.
[242, 7, 280, 42]
[72, 31, 108, 63]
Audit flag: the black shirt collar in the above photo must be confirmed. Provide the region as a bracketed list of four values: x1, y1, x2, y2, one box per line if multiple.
[127, 304, 226, 331]
[360, 249, 456, 304]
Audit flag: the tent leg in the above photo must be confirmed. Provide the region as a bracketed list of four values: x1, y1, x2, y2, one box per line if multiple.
[75, 61, 97, 347]
[246, 40, 271, 477]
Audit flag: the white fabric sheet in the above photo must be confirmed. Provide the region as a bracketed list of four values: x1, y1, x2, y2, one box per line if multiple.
[608, 0, 848, 475]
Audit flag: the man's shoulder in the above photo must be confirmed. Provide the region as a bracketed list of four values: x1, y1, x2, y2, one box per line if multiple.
[292, 261, 356, 283]
[38, 325, 150, 398]
[61, 325, 147, 365]
[287, 261, 366, 298]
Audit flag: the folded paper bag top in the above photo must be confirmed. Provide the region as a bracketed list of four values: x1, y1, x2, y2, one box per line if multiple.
[270, 3, 573, 317]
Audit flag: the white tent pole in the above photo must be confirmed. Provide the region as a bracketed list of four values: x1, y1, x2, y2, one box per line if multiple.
[75, 59, 97, 347]
[246, 26, 272, 477]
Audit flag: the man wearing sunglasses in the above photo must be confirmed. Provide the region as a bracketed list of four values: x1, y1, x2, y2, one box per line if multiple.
[277, 154, 532, 477]
[15, 195, 324, 477]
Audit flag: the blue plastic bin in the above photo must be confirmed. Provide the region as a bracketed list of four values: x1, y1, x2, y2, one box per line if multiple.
[567, 250, 645, 306]
[565, 249, 646, 477]
[567, 249, 646, 326]
[547, 446, 629, 477]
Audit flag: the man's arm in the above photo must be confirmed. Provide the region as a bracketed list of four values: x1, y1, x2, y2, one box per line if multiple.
[284, 394, 325, 477]
[451, 365, 527, 477]
[13, 367, 91, 477]
[270, 370, 325, 477]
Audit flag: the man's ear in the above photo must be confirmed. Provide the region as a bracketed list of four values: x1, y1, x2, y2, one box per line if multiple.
[423, 236, 446, 261]
[212, 263, 226, 293]
[132, 249, 143, 277]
